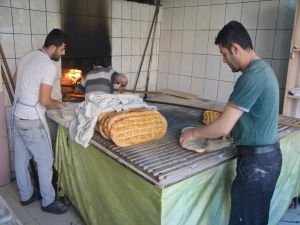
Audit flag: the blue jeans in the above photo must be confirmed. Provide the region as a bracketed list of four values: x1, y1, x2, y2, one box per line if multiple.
[228, 145, 282, 225]
[13, 117, 55, 207]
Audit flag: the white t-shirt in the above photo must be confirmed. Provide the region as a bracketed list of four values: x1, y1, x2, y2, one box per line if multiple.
[14, 50, 56, 119]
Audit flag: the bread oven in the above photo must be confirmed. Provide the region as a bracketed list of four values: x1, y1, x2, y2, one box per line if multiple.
[61, 68, 83, 101]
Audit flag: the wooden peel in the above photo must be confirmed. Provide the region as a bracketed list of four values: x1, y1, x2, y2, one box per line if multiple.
[279, 114, 300, 128]
[67, 88, 209, 101]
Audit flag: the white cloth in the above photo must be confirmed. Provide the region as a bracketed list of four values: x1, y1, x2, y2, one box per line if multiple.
[289, 87, 300, 97]
[69, 93, 157, 148]
[14, 50, 56, 119]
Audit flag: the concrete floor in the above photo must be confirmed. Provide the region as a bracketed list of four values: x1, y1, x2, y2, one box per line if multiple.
[0, 181, 299, 225]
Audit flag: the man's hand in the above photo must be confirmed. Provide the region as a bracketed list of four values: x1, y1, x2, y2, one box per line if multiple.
[179, 128, 197, 146]
[116, 74, 128, 93]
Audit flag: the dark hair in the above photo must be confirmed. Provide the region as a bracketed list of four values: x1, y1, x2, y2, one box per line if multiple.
[43, 29, 68, 48]
[215, 21, 253, 51]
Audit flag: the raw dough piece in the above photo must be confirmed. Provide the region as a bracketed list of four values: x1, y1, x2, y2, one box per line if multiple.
[180, 126, 232, 153]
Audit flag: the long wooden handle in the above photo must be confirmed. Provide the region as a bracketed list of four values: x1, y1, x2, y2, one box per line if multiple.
[279, 121, 300, 128]
[280, 114, 300, 121]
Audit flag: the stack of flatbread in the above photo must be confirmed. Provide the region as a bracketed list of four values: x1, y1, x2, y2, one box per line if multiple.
[180, 127, 231, 153]
[95, 108, 168, 147]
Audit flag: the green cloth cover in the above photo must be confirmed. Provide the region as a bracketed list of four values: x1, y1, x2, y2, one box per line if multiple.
[55, 126, 300, 225]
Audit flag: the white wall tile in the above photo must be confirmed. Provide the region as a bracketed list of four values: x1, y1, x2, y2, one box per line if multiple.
[194, 31, 208, 54]
[192, 54, 206, 78]
[112, 19, 121, 37]
[241, 2, 259, 30]
[170, 30, 183, 52]
[11, 0, 29, 9]
[122, 19, 131, 38]
[182, 31, 195, 53]
[112, 56, 122, 72]
[271, 59, 288, 89]
[149, 71, 158, 89]
[184, 7, 197, 30]
[172, 8, 184, 30]
[0, 7, 13, 33]
[159, 30, 171, 51]
[204, 79, 218, 100]
[161, 0, 173, 8]
[30, 0, 45, 10]
[207, 30, 220, 55]
[174, 0, 184, 7]
[132, 2, 141, 20]
[179, 76, 192, 93]
[167, 74, 179, 90]
[186, 0, 197, 7]
[180, 53, 193, 76]
[46, 12, 61, 32]
[122, 56, 131, 73]
[225, 3, 242, 24]
[157, 72, 168, 89]
[122, 1, 131, 19]
[12, 8, 31, 34]
[122, 38, 131, 55]
[46, 0, 61, 12]
[217, 81, 234, 103]
[132, 38, 141, 55]
[6, 59, 16, 75]
[227, 0, 242, 3]
[277, 0, 297, 29]
[257, 0, 279, 29]
[158, 52, 170, 73]
[32, 34, 46, 49]
[198, 0, 211, 5]
[273, 30, 292, 59]
[255, 30, 275, 58]
[132, 20, 141, 38]
[161, 8, 172, 30]
[191, 77, 204, 96]
[0, 0, 10, 7]
[210, 5, 225, 30]
[219, 62, 234, 82]
[247, 30, 256, 48]
[205, 55, 221, 80]
[0, 34, 15, 58]
[14, 34, 32, 58]
[30, 11, 47, 34]
[112, 37, 121, 55]
[212, 0, 226, 4]
[141, 4, 150, 21]
[196, 6, 211, 30]
[141, 21, 149, 38]
[112, 0, 122, 18]
[131, 55, 140, 72]
[169, 52, 181, 74]
[150, 54, 158, 71]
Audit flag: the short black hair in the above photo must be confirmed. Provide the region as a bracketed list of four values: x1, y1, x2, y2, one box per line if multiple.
[215, 20, 253, 51]
[44, 29, 68, 48]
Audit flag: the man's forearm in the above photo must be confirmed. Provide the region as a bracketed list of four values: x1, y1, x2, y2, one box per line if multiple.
[43, 99, 64, 109]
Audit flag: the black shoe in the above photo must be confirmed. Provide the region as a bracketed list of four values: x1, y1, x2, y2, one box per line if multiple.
[20, 190, 42, 206]
[41, 200, 69, 214]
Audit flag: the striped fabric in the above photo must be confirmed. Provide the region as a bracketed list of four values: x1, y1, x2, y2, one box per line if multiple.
[79, 66, 119, 94]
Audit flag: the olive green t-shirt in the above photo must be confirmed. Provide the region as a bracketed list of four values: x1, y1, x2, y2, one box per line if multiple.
[228, 59, 279, 146]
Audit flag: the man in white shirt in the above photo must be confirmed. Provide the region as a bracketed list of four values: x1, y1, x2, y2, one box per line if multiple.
[12, 29, 69, 214]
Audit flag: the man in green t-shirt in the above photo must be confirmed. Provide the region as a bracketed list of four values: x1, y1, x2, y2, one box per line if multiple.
[180, 21, 282, 225]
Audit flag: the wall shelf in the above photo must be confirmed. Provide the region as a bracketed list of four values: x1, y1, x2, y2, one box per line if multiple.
[283, 0, 300, 117]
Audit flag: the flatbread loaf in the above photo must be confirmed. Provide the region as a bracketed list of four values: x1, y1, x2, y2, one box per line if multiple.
[95, 108, 168, 147]
[180, 126, 231, 153]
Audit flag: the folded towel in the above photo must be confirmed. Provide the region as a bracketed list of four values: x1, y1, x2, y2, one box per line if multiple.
[69, 93, 157, 148]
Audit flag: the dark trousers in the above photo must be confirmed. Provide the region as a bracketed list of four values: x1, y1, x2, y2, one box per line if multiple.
[228, 144, 282, 225]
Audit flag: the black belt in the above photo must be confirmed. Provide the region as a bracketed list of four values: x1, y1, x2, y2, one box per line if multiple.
[237, 142, 279, 156]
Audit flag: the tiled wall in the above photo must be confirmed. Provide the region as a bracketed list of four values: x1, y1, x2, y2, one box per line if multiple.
[0, 0, 159, 175]
[158, 0, 297, 111]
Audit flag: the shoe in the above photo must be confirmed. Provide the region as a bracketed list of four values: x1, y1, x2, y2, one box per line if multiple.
[41, 200, 69, 214]
[20, 190, 42, 206]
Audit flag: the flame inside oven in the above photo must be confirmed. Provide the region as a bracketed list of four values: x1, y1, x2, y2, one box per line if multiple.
[64, 69, 82, 84]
